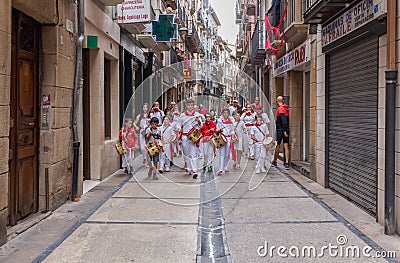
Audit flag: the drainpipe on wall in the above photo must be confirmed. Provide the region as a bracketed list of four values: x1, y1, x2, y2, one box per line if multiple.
[384, 0, 397, 235]
[71, 0, 84, 201]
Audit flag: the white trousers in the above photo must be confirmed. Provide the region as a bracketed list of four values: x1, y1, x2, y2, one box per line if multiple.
[254, 143, 267, 170]
[160, 143, 172, 169]
[219, 137, 231, 171]
[245, 128, 254, 157]
[122, 149, 134, 170]
[202, 141, 215, 167]
[139, 134, 147, 160]
[182, 137, 200, 173]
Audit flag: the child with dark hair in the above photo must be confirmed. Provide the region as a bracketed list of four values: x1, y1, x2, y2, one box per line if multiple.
[145, 117, 164, 180]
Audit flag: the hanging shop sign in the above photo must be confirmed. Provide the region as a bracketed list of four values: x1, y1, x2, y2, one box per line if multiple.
[322, 0, 386, 47]
[273, 40, 310, 77]
[117, 0, 151, 24]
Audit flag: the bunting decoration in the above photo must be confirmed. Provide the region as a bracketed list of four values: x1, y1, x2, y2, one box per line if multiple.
[264, 0, 289, 57]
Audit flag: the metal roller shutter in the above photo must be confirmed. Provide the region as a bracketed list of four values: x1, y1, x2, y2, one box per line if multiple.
[328, 35, 378, 215]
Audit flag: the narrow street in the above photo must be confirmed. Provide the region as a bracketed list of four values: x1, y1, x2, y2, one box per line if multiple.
[1, 154, 398, 262]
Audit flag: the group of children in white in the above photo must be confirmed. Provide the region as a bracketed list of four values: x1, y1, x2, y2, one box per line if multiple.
[120, 98, 274, 180]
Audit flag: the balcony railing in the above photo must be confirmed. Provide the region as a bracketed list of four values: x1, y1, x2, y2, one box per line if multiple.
[284, 0, 304, 28]
[177, 1, 188, 26]
[303, 0, 349, 24]
[251, 20, 266, 65]
[304, 0, 321, 11]
[186, 20, 203, 54]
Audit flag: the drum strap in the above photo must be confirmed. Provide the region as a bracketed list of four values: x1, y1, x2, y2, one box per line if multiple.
[256, 126, 265, 137]
[162, 125, 170, 135]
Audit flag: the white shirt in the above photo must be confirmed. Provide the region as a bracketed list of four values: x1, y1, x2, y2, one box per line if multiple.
[145, 126, 162, 144]
[150, 109, 165, 124]
[136, 114, 150, 129]
[257, 112, 270, 125]
[216, 117, 235, 137]
[233, 119, 246, 138]
[241, 112, 256, 128]
[250, 124, 269, 145]
[161, 123, 175, 143]
[228, 105, 239, 116]
[178, 111, 204, 134]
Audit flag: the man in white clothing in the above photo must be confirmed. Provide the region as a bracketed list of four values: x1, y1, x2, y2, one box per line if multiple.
[178, 99, 204, 179]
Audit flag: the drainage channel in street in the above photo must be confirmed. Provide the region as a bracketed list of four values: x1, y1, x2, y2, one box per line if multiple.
[197, 170, 231, 262]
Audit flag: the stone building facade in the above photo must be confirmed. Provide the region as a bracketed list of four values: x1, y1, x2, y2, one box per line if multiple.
[0, 0, 78, 245]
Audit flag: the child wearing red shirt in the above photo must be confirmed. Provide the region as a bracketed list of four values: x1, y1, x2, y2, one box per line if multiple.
[199, 113, 217, 172]
[120, 118, 139, 174]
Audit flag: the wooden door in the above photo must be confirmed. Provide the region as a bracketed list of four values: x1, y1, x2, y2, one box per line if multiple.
[9, 10, 40, 225]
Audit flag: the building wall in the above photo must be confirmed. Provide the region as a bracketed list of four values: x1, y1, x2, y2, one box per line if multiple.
[287, 71, 303, 161]
[0, 0, 12, 247]
[85, 0, 120, 181]
[315, 25, 326, 187]
[40, 0, 77, 211]
[376, 32, 400, 234]
[0, 0, 77, 245]
[309, 37, 318, 181]
[315, 26, 399, 234]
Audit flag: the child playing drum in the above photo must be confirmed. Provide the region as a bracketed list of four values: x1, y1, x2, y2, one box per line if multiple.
[199, 113, 217, 172]
[120, 118, 139, 174]
[250, 115, 270, 174]
[216, 108, 235, 175]
[145, 117, 164, 180]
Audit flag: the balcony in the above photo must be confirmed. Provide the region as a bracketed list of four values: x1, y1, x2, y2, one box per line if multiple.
[283, 0, 308, 44]
[186, 20, 202, 54]
[251, 20, 266, 65]
[266, 7, 285, 54]
[176, 1, 188, 26]
[246, 0, 256, 16]
[303, 0, 350, 24]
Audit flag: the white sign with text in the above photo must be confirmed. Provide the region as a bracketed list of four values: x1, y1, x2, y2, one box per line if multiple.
[322, 0, 386, 47]
[117, 0, 151, 24]
[273, 40, 310, 77]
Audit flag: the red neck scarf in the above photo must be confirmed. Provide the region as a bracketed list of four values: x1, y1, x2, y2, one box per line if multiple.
[245, 111, 253, 116]
[222, 118, 233, 124]
[184, 110, 195, 116]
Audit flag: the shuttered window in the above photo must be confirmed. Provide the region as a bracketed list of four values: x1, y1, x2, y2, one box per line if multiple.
[327, 35, 378, 215]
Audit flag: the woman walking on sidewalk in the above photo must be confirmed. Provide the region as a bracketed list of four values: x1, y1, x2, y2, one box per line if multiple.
[134, 103, 150, 167]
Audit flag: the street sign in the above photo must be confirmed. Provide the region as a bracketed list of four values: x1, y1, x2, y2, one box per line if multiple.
[152, 14, 178, 42]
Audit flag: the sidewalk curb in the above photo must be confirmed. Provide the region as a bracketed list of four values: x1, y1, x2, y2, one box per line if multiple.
[275, 166, 399, 263]
[31, 166, 143, 263]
